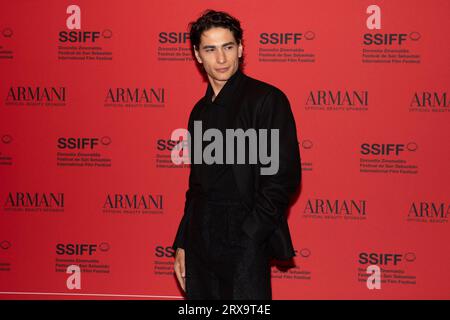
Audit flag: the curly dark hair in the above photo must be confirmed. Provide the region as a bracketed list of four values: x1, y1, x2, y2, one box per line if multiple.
[188, 9, 243, 50]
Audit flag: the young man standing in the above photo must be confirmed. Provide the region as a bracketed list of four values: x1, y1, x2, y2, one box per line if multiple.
[172, 10, 301, 300]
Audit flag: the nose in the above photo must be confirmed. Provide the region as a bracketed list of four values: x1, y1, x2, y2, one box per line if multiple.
[216, 48, 226, 64]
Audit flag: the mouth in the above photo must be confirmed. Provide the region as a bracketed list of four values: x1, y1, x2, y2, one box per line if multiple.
[216, 67, 230, 73]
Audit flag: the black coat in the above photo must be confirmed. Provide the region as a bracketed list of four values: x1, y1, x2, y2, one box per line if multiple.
[173, 69, 301, 260]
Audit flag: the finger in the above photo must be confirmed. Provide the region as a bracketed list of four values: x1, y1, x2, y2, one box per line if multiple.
[174, 262, 183, 287]
[180, 260, 185, 278]
[179, 257, 186, 292]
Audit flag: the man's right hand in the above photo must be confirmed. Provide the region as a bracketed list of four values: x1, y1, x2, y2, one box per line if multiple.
[174, 248, 186, 292]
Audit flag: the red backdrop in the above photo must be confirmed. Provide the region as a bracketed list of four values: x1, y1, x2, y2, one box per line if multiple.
[0, 0, 449, 299]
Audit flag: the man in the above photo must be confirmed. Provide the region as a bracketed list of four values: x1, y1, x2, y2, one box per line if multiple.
[172, 9, 301, 300]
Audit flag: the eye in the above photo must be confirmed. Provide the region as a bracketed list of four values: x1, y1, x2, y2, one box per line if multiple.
[225, 45, 234, 50]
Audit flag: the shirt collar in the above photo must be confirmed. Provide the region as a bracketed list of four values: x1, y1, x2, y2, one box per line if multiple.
[204, 68, 244, 107]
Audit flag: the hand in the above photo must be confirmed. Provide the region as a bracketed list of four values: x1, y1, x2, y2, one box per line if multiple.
[174, 248, 186, 292]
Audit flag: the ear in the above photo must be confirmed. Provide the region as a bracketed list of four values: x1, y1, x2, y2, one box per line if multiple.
[193, 46, 203, 64]
[237, 42, 243, 58]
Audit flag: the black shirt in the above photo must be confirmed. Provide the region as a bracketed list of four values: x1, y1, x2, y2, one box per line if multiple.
[198, 68, 244, 201]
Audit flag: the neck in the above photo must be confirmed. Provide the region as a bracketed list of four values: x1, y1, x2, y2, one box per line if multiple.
[208, 77, 227, 100]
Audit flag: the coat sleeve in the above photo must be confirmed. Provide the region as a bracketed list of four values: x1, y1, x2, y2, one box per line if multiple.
[240, 87, 301, 245]
[172, 112, 201, 251]
[171, 167, 198, 251]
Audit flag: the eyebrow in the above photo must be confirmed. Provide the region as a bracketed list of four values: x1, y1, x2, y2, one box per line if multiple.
[201, 42, 236, 50]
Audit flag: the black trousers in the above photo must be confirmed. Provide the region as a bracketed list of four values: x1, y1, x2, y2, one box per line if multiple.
[185, 197, 272, 300]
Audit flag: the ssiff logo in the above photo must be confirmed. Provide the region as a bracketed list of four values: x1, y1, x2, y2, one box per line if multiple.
[362, 5, 421, 64]
[58, 5, 113, 61]
[360, 252, 416, 289]
[364, 5, 411, 45]
[59, 5, 104, 42]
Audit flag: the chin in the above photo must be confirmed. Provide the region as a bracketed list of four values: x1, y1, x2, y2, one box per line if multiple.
[210, 73, 229, 82]
[216, 69, 235, 80]
[220, 73, 232, 80]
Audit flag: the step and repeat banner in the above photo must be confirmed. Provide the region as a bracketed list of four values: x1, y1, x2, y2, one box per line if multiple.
[0, 1, 449, 299]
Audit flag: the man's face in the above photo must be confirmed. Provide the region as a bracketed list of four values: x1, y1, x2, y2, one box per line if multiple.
[194, 27, 243, 84]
